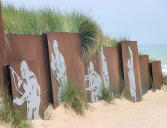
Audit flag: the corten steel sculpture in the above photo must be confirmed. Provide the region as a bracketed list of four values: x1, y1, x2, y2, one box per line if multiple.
[120, 41, 142, 102]
[47, 32, 86, 108]
[139, 55, 151, 95]
[84, 51, 103, 102]
[103, 47, 122, 96]
[151, 61, 163, 89]
[10, 61, 41, 120]
[85, 61, 102, 102]
[7, 34, 52, 119]
[49, 39, 68, 104]
[100, 47, 110, 89]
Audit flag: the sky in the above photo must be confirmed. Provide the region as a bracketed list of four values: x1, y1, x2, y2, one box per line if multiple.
[2, 0, 167, 46]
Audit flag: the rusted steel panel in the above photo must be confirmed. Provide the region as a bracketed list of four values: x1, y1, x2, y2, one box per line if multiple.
[7, 34, 52, 117]
[83, 52, 103, 102]
[0, 2, 8, 88]
[46, 32, 86, 108]
[120, 41, 142, 102]
[83, 51, 103, 102]
[151, 61, 163, 89]
[9, 61, 42, 119]
[103, 47, 122, 96]
[139, 55, 151, 95]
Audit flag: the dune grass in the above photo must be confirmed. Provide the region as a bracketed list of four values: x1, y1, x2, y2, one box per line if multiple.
[119, 76, 128, 99]
[102, 35, 129, 47]
[100, 86, 113, 103]
[2, 4, 124, 56]
[163, 76, 167, 85]
[62, 81, 85, 115]
[2, 4, 99, 55]
[0, 95, 32, 128]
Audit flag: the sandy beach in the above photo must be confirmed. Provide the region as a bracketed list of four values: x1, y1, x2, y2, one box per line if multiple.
[1, 86, 167, 128]
[30, 86, 167, 128]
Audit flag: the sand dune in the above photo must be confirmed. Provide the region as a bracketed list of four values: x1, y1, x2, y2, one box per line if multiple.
[31, 86, 167, 128]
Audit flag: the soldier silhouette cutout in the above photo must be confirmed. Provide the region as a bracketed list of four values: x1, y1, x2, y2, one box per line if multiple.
[85, 61, 102, 102]
[49, 40, 67, 104]
[127, 46, 136, 102]
[101, 47, 110, 89]
[11, 60, 41, 120]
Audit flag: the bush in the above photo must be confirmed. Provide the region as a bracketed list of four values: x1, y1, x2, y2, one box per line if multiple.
[62, 82, 84, 115]
[163, 76, 167, 85]
[0, 96, 32, 128]
[100, 86, 113, 103]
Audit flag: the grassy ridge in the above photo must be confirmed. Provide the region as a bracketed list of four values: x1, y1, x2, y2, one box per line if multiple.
[2, 4, 126, 55]
[2, 4, 101, 55]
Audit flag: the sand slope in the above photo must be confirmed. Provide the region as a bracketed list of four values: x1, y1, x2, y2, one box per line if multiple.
[32, 88, 167, 128]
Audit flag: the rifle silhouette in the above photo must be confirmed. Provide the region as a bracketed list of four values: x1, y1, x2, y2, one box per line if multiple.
[48, 41, 61, 87]
[10, 66, 25, 96]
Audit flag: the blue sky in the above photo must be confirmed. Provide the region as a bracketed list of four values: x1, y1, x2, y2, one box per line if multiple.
[2, 0, 167, 45]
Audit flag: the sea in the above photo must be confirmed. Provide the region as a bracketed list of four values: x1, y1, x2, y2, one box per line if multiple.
[138, 44, 167, 76]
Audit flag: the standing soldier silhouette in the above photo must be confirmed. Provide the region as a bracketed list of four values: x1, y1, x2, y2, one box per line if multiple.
[85, 62, 102, 102]
[11, 60, 41, 120]
[50, 40, 68, 104]
[100, 47, 110, 89]
[127, 46, 136, 102]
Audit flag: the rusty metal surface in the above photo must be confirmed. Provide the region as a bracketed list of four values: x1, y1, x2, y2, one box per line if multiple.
[0, 2, 8, 88]
[7, 34, 52, 117]
[151, 61, 163, 89]
[47, 32, 86, 108]
[103, 47, 122, 96]
[83, 51, 103, 102]
[139, 55, 151, 95]
[9, 61, 43, 119]
[84, 52, 103, 79]
[120, 41, 142, 102]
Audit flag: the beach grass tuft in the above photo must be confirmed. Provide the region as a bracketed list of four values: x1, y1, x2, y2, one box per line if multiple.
[0, 94, 32, 128]
[163, 76, 167, 85]
[62, 81, 85, 115]
[100, 86, 113, 103]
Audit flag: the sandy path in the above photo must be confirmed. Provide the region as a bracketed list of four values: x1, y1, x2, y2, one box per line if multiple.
[32, 88, 167, 128]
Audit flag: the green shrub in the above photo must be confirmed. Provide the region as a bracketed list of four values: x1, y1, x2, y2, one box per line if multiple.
[100, 86, 113, 103]
[0, 95, 32, 128]
[62, 82, 84, 115]
[163, 76, 167, 85]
